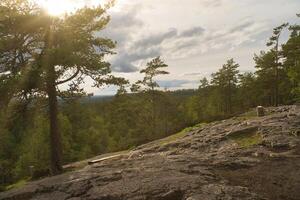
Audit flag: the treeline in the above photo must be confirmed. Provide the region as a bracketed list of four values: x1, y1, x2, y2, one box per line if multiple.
[184, 20, 300, 123]
[0, 2, 300, 189]
[0, 89, 194, 187]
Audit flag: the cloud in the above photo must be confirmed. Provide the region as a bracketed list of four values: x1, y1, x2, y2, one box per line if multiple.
[104, 2, 270, 74]
[111, 58, 139, 73]
[135, 28, 178, 48]
[180, 19, 269, 56]
[107, 17, 266, 72]
[132, 26, 206, 55]
[85, 0, 300, 95]
[112, 49, 161, 72]
[103, 3, 209, 73]
[180, 26, 205, 37]
[103, 4, 143, 46]
[229, 21, 256, 33]
[201, 0, 223, 7]
[183, 72, 203, 76]
[109, 26, 207, 72]
[102, 5, 146, 72]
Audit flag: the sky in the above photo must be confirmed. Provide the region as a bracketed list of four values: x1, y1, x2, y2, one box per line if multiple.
[53, 0, 300, 95]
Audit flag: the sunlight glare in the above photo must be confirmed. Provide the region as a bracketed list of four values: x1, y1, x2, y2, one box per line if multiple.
[38, 0, 84, 16]
[36, 0, 122, 16]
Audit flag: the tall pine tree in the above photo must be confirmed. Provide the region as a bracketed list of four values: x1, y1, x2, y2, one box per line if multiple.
[0, 0, 125, 174]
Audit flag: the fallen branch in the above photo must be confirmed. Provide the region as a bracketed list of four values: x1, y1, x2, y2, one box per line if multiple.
[88, 155, 122, 165]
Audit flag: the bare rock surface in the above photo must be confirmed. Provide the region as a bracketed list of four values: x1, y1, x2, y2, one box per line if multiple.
[1, 105, 300, 200]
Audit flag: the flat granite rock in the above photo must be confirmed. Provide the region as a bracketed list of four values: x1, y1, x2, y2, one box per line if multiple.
[1, 105, 300, 200]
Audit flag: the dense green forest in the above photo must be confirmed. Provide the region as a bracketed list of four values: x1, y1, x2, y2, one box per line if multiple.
[0, 0, 300, 190]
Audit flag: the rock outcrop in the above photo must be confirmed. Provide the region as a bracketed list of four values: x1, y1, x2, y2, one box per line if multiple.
[1, 105, 300, 200]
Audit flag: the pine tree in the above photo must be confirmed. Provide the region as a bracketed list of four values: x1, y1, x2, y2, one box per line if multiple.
[283, 14, 300, 101]
[266, 23, 289, 106]
[0, 0, 126, 174]
[211, 59, 239, 115]
[131, 57, 169, 138]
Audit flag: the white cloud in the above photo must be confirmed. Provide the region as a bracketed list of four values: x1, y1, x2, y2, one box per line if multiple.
[89, 0, 300, 95]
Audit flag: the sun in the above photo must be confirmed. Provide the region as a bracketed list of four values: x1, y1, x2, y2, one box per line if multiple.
[38, 0, 84, 16]
[37, 0, 121, 16]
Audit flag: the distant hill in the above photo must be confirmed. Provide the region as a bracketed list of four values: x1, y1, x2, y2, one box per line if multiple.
[78, 89, 198, 104]
[79, 95, 114, 103]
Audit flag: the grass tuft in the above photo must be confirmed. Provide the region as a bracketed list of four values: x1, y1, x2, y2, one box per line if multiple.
[160, 130, 188, 145]
[5, 178, 30, 191]
[160, 123, 207, 145]
[229, 131, 262, 148]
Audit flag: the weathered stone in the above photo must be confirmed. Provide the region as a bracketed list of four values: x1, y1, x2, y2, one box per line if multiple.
[257, 106, 265, 117]
[1, 106, 300, 200]
[227, 126, 258, 138]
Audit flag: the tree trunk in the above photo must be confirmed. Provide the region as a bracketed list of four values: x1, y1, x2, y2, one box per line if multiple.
[151, 90, 156, 138]
[274, 38, 279, 107]
[275, 66, 279, 106]
[46, 65, 63, 175]
[150, 78, 156, 138]
[228, 80, 232, 115]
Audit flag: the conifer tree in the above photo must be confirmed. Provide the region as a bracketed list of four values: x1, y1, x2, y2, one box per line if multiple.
[0, 0, 125, 174]
[266, 23, 289, 106]
[131, 57, 169, 137]
[211, 59, 239, 115]
[283, 14, 300, 101]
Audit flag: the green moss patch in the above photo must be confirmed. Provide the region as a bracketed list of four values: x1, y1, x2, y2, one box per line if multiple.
[160, 130, 189, 145]
[235, 110, 258, 121]
[229, 131, 262, 148]
[160, 123, 207, 145]
[5, 178, 30, 191]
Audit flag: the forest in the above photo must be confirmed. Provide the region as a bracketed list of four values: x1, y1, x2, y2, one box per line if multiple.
[0, 0, 300, 190]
